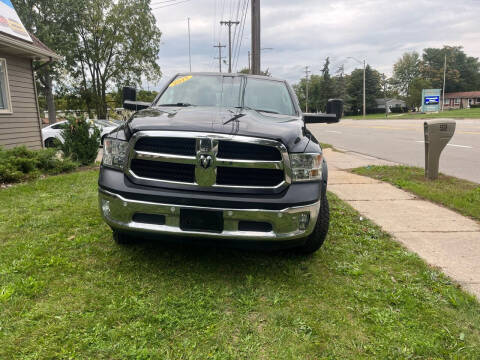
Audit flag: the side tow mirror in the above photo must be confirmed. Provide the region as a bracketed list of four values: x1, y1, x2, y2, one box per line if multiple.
[326, 98, 343, 121]
[303, 99, 343, 124]
[122, 86, 150, 111]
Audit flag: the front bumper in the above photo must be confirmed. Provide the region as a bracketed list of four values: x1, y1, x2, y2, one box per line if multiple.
[99, 188, 320, 241]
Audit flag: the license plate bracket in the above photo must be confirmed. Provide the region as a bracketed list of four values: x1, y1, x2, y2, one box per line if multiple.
[180, 209, 223, 233]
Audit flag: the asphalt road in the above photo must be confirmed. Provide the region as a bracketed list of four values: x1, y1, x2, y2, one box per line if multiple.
[308, 118, 480, 184]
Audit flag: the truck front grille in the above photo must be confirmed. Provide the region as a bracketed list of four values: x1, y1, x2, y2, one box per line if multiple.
[127, 131, 291, 190]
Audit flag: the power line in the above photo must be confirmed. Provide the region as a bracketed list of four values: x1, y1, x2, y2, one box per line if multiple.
[231, 0, 242, 53]
[231, 0, 244, 64]
[151, 0, 191, 10]
[151, 0, 185, 4]
[233, 0, 249, 71]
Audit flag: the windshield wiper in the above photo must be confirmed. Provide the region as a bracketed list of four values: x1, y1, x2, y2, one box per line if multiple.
[253, 109, 280, 114]
[223, 112, 246, 125]
[157, 102, 194, 107]
[235, 106, 279, 114]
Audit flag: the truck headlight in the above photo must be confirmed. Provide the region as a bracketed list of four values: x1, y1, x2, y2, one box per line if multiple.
[289, 153, 323, 182]
[103, 138, 129, 170]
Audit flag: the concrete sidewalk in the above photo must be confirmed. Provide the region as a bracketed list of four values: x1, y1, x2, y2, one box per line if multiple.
[324, 148, 480, 299]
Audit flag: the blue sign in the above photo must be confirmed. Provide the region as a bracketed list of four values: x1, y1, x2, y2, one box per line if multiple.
[424, 96, 439, 105]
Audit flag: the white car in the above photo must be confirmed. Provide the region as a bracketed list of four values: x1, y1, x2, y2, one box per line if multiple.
[42, 119, 120, 148]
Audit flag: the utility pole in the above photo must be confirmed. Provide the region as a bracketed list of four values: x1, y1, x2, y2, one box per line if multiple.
[363, 59, 366, 118]
[251, 0, 260, 74]
[220, 20, 239, 73]
[383, 73, 388, 119]
[249, 48, 272, 74]
[214, 42, 226, 73]
[187, 17, 191, 72]
[304, 66, 311, 113]
[442, 53, 447, 111]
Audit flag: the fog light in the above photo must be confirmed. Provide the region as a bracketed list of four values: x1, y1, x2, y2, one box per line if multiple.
[102, 199, 110, 217]
[298, 212, 310, 230]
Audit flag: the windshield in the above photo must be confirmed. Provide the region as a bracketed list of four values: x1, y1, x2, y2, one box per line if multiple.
[156, 74, 296, 116]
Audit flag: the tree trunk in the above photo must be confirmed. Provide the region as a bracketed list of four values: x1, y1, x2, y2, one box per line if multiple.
[44, 72, 56, 124]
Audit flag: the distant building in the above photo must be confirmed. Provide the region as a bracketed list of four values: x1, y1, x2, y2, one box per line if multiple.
[442, 91, 480, 109]
[375, 98, 407, 112]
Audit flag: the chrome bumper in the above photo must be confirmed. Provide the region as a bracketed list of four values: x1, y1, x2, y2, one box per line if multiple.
[98, 189, 320, 241]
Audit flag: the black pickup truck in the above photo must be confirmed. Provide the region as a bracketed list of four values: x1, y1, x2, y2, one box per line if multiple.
[99, 72, 342, 253]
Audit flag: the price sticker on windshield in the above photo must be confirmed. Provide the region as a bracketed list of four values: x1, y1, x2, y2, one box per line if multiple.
[169, 75, 193, 87]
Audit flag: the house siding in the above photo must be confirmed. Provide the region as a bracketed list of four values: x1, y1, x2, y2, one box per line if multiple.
[0, 52, 42, 150]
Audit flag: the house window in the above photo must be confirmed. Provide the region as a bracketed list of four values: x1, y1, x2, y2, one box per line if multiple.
[0, 58, 12, 113]
[443, 98, 450, 105]
[454, 98, 461, 105]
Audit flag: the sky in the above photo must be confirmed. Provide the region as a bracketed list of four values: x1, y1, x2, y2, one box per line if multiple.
[149, 0, 480, 89]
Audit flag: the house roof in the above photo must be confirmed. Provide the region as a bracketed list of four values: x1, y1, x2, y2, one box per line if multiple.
[444, 91, 480, 99]
[0, 30, 60, 61]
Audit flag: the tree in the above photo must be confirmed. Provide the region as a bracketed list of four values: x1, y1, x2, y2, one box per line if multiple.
[12, 0, 79, 124]
[391, 51, 420, 96]
[71, 0, 162, 119]
[346, 65, 381, 114]
[316, 57, 334, 111]
[332, 64, 347, 100]
[293, 58, 336, 113]
[408, 78, 431, 109]
[421, 46, 480, 92]
[238, 68, 270, 76]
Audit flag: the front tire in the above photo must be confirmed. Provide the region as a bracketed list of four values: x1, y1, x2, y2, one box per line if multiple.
[112, 229, 134, 245]
[44, 138, 56, 148]
[296, 192, 330, 254]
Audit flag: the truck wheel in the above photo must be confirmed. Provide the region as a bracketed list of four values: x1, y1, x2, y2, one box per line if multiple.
[296, 192, 329, 254]
[44, 138, 56, 148]
[112, 229, 134, 245]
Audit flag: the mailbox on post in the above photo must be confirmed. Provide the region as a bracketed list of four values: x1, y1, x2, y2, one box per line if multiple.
[424, 119, 456, 180]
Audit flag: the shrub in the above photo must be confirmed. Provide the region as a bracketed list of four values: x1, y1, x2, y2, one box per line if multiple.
[0, 146, 79, 184]
[59, 116, 100, 165]
[470, 104, 480, 109]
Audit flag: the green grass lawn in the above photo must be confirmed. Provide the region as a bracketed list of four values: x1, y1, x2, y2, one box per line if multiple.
[346, 107, 480, 120]
[2, 171, 480, 358]
[352, 165, 480, 222]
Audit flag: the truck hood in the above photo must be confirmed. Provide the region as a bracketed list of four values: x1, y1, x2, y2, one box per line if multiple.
[127, 106, 308, 152]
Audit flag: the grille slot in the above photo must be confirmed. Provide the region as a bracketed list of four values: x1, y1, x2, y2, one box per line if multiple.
[218, 141, 282, 161]
[132, 213, 166, 225]
[131, 159, 195, 183]
[238, 221, 272, 232]
[135, 137, 196, 156]
[216, 167, 284, 187]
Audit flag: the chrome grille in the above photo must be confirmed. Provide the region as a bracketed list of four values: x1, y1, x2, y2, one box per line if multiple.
[126, 131, 292, 189]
